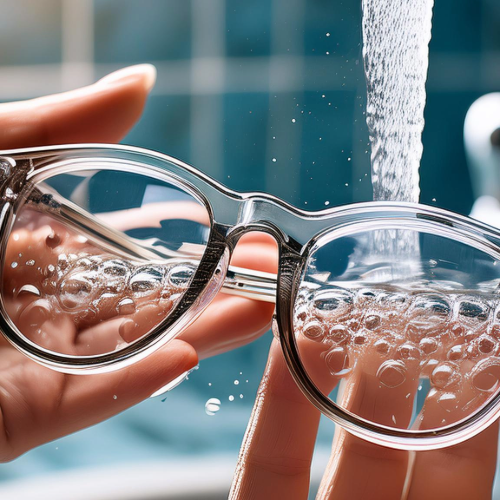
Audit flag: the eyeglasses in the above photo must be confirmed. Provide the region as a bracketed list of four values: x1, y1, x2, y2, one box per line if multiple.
[2, 143, 500, 451]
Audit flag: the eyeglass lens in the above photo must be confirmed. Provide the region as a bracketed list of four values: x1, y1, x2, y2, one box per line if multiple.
[294, 226, 500, 435]
[2, 167, 211, 357]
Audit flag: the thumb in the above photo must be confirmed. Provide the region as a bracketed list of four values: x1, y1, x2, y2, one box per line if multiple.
[0, 64, 156, 149]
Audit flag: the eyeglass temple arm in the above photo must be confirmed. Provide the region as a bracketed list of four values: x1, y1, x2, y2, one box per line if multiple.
[26, 188, 277, 303]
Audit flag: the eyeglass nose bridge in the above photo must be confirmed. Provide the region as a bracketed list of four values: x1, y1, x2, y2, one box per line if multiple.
[221, 195, 317, 252]
[224, 219, 290, 252]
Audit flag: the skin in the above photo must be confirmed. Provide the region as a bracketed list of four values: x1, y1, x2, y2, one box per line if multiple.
[0, 65, 277, 461]
[230, 340, 499, 500]
[2, 65, 497, 499]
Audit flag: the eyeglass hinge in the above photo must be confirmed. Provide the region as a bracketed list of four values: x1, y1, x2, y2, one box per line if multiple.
[0, 156, 32, 203]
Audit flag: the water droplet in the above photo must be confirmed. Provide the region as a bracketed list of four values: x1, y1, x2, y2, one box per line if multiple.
[113, 395, 118, 400]
[329, 325, 350, 345]
[313, 289, 353, 318]
[302, 321, 325, 341]
[291, 118, 296, 123]
[413, 294, 451, 317]
[478, 335, 497, 354]
[229, 395, 235, 402]
[11, 262, 18, 268]
[451, 324, 466, 338]
[374, 338, 391, 355]
[25, 260, 35, 266]
[58, 254, 69, 270]
[397, 343, 421, 361]
[458, 300, 489, 322]
[471, 358, 500, 392]
[59, 277, 92, 309]
[234, 380, 239, 385]
[419, 337, 438, 355]
[447, 344, 465, 361]
[325, 346, 351, 376]
[353, 332, 367, 345]
[16, 284, 41, 298]
[239, 394, 244, 399]
[271, 314, 279, 339]
[489, 324, 500, 340]
[272, 158, 277, 163]
[117, 297, 136, 315]
[130, 267, 163, 293]
[168, 265, 195, 288]
[376, 360, 406, 388]
[437, 393, 457, 412]
[45, 232, 61, 249]
[365, 314, 381, 330]
[406, 322, 437, 342]
[205, 398, 221, 415]
[102, 259, 129, 277]
[19, 299, 51, 329]
[431, 362, 460, 389]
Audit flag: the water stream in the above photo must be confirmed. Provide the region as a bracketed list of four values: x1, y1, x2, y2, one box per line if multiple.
[362, 0, 434, 203]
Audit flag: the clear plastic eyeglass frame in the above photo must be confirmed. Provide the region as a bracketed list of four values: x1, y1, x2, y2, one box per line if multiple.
[2, 143, 500, 451]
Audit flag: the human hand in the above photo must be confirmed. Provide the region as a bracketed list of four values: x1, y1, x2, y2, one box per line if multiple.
[230, 339, 499, 500]
[0, 65, 277, 461]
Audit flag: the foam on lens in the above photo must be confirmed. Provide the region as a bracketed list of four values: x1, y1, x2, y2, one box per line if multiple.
[293, 282, 500, 429]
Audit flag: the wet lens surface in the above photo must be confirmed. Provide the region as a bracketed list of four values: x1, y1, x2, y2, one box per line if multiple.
[294, 228, 500, 435]
[2, 168, 210, 357]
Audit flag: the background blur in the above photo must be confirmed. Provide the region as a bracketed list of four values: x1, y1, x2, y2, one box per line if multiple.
[1, 0, 500, 498]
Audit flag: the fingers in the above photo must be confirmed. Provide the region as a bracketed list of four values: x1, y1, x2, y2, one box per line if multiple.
[60, 339, 198, 430]
[230, 340, 321, 500]
[179, 232, 278, 359]
[317, 350, 415, 500]
[98, 201, 211, 229]
[406, 364, 499, 500]
[407, 421, 499, 500]
[0, 338, 197, 461]
[318, 434, 408, 500]
[0, 64, 156, 149]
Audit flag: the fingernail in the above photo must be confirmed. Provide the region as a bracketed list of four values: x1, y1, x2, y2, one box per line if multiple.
[97, 64, 157, 93]
[119, 318, 137, 343]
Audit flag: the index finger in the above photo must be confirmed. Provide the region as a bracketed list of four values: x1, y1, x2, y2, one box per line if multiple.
[230, 340, 323, 500]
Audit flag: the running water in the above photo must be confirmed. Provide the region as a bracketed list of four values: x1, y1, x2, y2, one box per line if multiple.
[362, 0, 434, 203]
